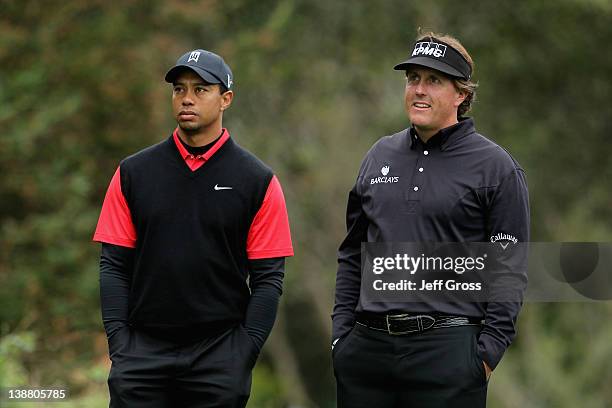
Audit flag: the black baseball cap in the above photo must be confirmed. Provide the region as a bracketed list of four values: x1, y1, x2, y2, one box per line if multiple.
[165, 49, 234, 90]
[394, 38, 472, 80]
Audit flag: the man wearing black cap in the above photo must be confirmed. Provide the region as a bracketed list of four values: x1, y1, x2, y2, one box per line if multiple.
[94, 49, 293, 407]
[332, 32, 529, 407]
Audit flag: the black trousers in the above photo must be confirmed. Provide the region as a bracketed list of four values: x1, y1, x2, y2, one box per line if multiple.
[108, 325, 259, 408]
[333, 324, 488, 408]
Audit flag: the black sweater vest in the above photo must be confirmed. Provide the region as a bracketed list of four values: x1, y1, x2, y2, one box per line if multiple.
[119, 135, 273, 334]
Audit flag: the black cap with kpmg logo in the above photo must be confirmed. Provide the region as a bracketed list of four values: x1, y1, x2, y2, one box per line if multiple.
[394, 38, 472, 80]
[165, 49, 234, 90]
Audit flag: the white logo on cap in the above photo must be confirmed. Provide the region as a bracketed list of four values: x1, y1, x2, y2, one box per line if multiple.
[227, 74, 233, 88]
[412, 41, 447, 58]
[188, 51, 201, 63]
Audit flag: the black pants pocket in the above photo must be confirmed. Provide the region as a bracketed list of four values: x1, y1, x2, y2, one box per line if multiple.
[470, 333, 487, 384]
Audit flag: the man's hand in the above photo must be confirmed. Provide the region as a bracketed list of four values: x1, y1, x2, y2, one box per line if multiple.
[483, 361, 492, 380]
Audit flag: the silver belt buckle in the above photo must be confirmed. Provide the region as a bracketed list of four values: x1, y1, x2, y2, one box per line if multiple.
[385, 314, 436, 335]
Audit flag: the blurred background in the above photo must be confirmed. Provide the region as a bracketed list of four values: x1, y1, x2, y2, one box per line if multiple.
[1, 0, 611, 406]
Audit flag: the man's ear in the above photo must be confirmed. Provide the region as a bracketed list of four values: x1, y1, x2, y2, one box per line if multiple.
[220, 90, 234, 111]
[455, 90, 467, 108]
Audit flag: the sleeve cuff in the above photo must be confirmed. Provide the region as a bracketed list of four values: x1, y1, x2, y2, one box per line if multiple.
[332, 313, 355, 342]
[477, 332, 507, 370]
[93, 233, 136, 248]
[247, 248, 294, 259]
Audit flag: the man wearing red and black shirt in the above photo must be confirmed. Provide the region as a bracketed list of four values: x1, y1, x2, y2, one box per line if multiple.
[93, 49, 293, 408]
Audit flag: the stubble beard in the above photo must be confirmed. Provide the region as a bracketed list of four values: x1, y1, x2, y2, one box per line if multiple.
[178, 121, 202, 135]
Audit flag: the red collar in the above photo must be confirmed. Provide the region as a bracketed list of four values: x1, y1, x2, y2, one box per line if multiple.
[172, 128, 230, 171]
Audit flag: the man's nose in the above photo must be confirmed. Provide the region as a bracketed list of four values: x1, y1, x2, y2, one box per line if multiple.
[182, 89, 195, 105]
[414, 81, 426, 95]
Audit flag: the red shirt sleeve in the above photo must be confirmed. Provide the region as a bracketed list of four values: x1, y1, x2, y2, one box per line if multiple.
[93, 167, 137, 248]
[247, 175, 294, 259]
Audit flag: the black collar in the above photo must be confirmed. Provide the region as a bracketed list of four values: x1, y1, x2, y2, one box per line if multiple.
[178, 130, 224, 155]
[409, 117, 475, 151]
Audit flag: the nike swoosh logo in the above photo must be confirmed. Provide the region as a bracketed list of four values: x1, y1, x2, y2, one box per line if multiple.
[214, 184, 233, 190]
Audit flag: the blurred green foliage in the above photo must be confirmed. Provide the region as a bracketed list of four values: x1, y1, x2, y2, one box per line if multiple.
[0, 332, 36, 387]
[1, 0, 611, 407]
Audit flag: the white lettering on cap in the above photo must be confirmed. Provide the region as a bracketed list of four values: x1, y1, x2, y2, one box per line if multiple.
[412, 41, 447, 58]
[188, 51, 201, 63]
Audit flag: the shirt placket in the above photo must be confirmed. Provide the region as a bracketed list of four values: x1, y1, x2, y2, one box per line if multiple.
[407, 144, 429, 202]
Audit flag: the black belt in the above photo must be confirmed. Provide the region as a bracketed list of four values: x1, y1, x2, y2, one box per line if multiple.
[355, 312, 483, 335]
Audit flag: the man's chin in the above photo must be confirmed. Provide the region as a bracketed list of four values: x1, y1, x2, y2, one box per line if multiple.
[178, 122, 201, 132]
[408, 119, 432, 130]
